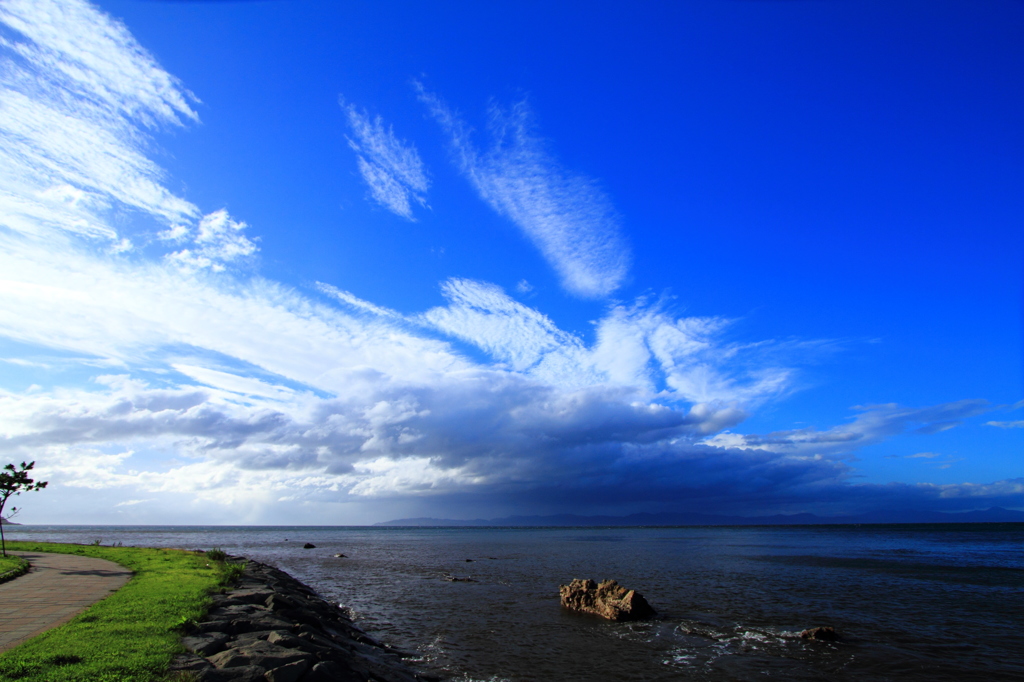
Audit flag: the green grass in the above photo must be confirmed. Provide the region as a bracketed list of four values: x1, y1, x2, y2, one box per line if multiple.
[0, 556, 28, 584]
[0, 542, 243, 681]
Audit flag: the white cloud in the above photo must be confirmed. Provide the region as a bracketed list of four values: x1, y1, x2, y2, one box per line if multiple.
[165, 209, 258, 272]
[0, 0, 199, 244]
[421, 278, 594, 380]
[342, 99, 429, 220]
[417, 86, 630, 298]
[986, 420, 1024, 429]
[315, 282, 401, 319]
[171, 364, 296, 402]
[703, 400, 992, 458]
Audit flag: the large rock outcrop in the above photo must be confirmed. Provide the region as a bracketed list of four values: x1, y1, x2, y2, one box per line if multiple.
[559, 579, 656, 621]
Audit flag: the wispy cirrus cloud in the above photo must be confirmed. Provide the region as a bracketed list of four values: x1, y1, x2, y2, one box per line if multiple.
[417, 85, 631, 299]
[986, 420, 1024, 429]
[704, 400, 993, 457]
[341, 99, 429, 220]
[0, 0, 199, 243]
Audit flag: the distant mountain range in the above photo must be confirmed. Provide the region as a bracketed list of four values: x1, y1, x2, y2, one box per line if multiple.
[376, 506, 1024, 527]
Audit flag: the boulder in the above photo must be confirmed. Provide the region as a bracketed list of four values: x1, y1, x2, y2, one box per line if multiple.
[196, 620, 233, 634]
[302, 543, 316, 549]
[196, 664, 267, 682]
[219, 590, 277, 606]
[207, 640, 310, 670]
[182, 632, 230, 656]
[168, 653, 213, 673]
[559, 579, 656, 621]
[264, 659, 309, 682]
[799, 626, 839, 641]
[265, 593, 301, 612]
[303, 660, 346, 682]
[266, 631, 304, 649]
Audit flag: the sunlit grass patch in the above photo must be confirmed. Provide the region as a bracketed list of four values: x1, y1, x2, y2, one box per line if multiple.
[0, 542, 242, 681]
[0, 556, 28, 584]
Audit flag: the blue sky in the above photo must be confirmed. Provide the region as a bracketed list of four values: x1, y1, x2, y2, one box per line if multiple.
[0, 0, 1020, 524]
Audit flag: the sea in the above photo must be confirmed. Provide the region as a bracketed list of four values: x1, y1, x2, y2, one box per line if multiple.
[6, 524, 1023, 681]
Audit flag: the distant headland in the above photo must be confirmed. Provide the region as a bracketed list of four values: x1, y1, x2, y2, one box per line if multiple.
[376, 506, 1024, 527]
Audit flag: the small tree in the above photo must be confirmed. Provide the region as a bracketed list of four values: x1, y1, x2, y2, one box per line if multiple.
[0, 462, 47, 557]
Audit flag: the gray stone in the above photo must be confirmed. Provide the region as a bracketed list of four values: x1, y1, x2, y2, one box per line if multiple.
[266, 631, 304, 649]
[183, 632, 231, 656]
[169, 653, 213, 672]
[303, 660, 355, 682]
[295, 630, 350, 656]
[221, 590, 278, 606]
[265, 593, 301, 612]
[263, 659, 309, 682]
[207, 640, 310, 670]
[210, 604, 267, 617]
[196, 620, 233, 634]
[197, 665, 267, 682]
[231, 631, 278, 644]
[230, 615, 296, 634]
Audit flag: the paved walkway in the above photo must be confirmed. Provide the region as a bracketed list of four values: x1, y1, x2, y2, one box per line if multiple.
[0, 552, 132, 653]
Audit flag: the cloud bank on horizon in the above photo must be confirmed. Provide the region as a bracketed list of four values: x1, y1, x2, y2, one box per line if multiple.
[0, 0, 1020, 524]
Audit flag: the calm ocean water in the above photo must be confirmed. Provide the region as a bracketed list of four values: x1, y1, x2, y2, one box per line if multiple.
[7, 524, 1023, 681]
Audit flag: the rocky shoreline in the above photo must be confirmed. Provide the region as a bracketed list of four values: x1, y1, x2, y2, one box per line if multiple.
[170, 556, 439, 682]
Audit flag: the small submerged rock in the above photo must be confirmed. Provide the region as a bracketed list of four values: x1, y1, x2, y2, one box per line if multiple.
[559, 578, 656, 621]
[800, 626, 839, 641]
[442, 573, 477, 582]
[333, 553, 347, 558]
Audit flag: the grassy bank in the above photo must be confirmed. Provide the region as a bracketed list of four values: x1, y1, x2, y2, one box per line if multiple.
[0, 556, 29, 585]
[0, 542, 242, 682]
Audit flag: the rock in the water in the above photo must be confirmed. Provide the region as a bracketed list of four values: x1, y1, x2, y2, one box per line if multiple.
[800, 626, 839, 641]
[333, 553, 346, 558]
[302, 543, 316, 549]
[559, 579, 656, 621]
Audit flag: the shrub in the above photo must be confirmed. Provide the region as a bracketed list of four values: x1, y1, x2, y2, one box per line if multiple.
[205, 548, 227, 562]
